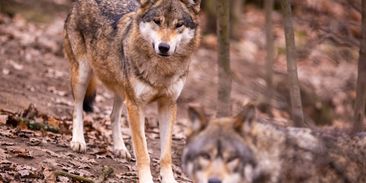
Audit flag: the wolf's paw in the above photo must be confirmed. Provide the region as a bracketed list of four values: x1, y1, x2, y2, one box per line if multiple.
[139, 179, 154, 183]
[139, 170, 154, 183]
[139, 177, 154, 183]
[70, 140, 86, 152]
[161, 177, 178, 183]
[161, 173, 177, 183]
[113, 147, 132, 160]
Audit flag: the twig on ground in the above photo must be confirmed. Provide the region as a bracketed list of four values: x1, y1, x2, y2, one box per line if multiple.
[54, 171, 95, 183]
[54, 166, 114, 183]
[95, 166, 114, 183]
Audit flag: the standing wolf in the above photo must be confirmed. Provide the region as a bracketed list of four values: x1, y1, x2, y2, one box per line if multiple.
[63, 0, 200, 182]
[182, 105, 366, 183]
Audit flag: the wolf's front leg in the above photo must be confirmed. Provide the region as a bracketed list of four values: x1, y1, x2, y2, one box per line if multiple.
[158, 100, 178, 183]
[111, 95, 131, 159]
[126, 102, 153, 183]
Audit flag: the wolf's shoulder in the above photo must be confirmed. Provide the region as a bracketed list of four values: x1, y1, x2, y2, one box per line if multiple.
[67, 0, 139, 38]
[94, 0, 139, 20]
[73, 0, 139, 21]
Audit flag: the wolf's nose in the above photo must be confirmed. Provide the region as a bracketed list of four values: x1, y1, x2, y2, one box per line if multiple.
[208, 178, 222, 183]
[158, 43, 170, 54]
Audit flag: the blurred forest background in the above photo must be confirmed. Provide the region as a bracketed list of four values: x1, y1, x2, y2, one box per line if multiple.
[0, 0, 365, 182]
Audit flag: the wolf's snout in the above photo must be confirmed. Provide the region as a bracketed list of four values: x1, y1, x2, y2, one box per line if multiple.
[208, 178, 222, 183]
[158, 43, 170, 55]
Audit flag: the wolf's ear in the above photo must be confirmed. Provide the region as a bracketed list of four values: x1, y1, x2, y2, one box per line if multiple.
[188, 105, 207, 134]
[233, 104, 256, 133]
[138, 0, 149, 5]
[181, 0, 201, 14]
[138, 0, 158, 6]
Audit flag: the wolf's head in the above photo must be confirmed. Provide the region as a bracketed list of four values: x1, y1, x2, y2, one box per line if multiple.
[136, 0, 200, 57]
[182, 105, 258, 183]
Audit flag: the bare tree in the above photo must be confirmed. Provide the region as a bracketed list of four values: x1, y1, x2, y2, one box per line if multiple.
[216, 0, 232, 117]
[204, 0, 244, 40]
[280, 0, 305, 127]
[353, 0, 366, 133]
[264, 0, 274, 114]
[202, 0, 216, 35]
[231, 0, 244, 40]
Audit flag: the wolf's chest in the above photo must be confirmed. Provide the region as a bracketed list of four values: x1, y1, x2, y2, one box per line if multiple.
[132, 78, 185, 104]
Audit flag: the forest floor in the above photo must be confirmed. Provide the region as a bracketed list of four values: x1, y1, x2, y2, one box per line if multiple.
[0, 0, 364, 182]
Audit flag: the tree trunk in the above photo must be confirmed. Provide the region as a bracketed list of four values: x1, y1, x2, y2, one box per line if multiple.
[216, 0, 232, 117]
[203, 0, 216, 35]
[264, 0, 274, 114]
[280, 0, 306, 127]
[353, 0, 366, 133]
[204, 0, 244, 40]
[231, 0, 244, 40]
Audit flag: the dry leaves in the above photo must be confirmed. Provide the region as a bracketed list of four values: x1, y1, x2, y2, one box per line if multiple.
[0, 0, 364, 182]
[0, 103, 190, 182]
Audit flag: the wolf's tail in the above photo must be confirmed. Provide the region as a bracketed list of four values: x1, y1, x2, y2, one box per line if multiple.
[83, 75, 97, 113]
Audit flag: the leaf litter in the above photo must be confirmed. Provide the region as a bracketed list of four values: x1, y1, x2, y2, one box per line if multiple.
[0, 0, 365, 182]
[0, 104, 190, 182]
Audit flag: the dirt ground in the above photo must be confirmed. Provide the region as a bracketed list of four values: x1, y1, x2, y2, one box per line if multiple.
[0, 0, 364, 182]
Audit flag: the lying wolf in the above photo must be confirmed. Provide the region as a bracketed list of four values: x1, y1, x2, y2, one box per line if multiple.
[64, 0, 201, 182]
[182, 104, 366, 183]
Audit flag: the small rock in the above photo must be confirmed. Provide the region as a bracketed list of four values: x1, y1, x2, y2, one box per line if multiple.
[2, 68, 10, 75]
[18, 169, 31, 177]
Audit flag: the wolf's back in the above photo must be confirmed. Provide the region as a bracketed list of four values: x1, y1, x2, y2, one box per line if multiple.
[65, 0, 138, 37]
[93, 0, 139, 21]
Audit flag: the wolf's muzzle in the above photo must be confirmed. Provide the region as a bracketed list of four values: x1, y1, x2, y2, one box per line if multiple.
[208, 178, 222, 183]
[158, 42, 170, 56]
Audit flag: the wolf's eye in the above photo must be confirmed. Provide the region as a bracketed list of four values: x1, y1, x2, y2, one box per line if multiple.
[226, 156, 239, 163]
[227, 156, 240, 171]
[153, 19, 161, 26]
[176, 22, 184, 29]
[199, 153, 211, 160]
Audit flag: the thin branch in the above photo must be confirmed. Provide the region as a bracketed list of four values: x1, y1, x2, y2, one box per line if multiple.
[280, 0, 306, 127]
[54, 166, 114, 183]
[353, 0, 366, 133]
[55, 171, 95, 183]
[264, 0, 274, 114]
[96, 166, 114, 183]
[216, 0, 232, 117]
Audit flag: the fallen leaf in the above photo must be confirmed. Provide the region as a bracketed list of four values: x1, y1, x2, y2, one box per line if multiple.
[8, 60, 23, 70]
[0, 142, 15, 146]
[10, 148, 33, 159]
[27, 138, 42, 146]
[47, 116, 60, 129]
[0, 115, 8, 125]
[42, 166, 56, 183]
